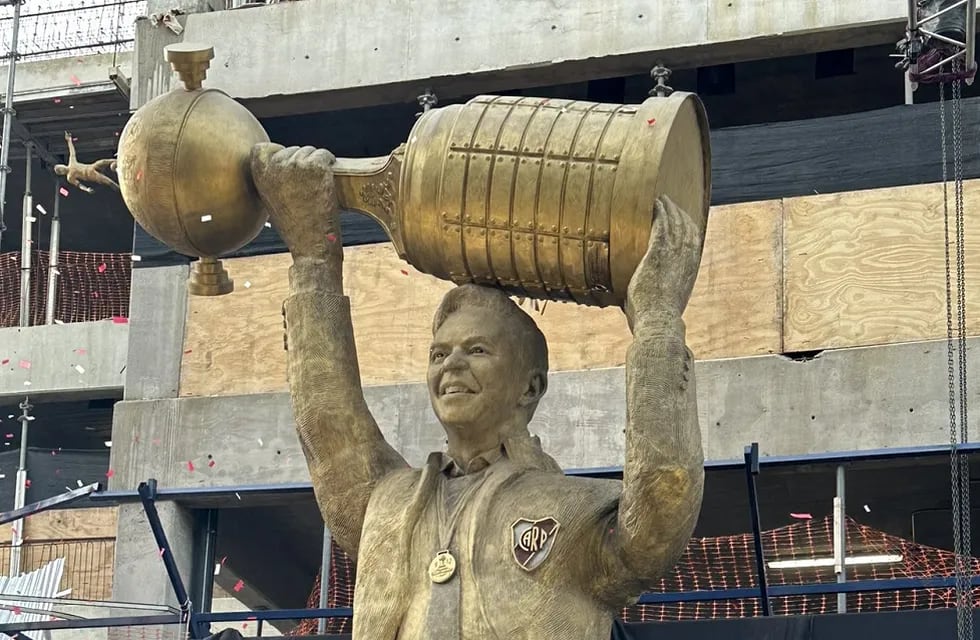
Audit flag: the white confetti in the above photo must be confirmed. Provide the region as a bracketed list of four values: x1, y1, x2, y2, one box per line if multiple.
[0, 475, 6, 479]
[23, 381, 30, 386]
[244, 281, 252, 289]
[235, 492, 241, 500]
[863, 504, 871, 513]
[264, 222, 272, 228]
[131, 255, 142, 262]
[200, 214, 212, 222]
[257, 438, 263, 447]
[5, 415, 11, 419]
[54, 319, 64, 325]
[104, 440, 112, 448]
[35, 204, 46, 215]
[214, 563, 221, 576]
[26, 216, 36, 223]
[73, 364, 85, 374]
[76, 480, 83, 487]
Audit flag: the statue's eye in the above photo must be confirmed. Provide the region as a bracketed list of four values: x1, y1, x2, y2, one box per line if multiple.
[430, 351, 446, 362]
[469, 346, 486, 355]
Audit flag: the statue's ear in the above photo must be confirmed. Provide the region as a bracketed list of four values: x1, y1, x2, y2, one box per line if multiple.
[519, 370, 547, 407]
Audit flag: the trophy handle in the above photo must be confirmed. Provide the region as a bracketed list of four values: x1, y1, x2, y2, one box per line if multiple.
[333, 152, 406, 256]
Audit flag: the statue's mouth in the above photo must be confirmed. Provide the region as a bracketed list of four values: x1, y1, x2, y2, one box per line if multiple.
[440, 385, 474, 396]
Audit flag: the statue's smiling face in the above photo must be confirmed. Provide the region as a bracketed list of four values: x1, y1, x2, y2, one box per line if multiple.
[427, 307, 526, 430]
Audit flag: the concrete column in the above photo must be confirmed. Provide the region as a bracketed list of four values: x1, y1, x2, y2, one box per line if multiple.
[108, 502, 195, 640]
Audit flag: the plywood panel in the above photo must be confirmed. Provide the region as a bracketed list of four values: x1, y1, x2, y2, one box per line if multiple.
[784, 180, 980, 352]
[0, 507, 117, 542]
[179, 201, 783, 397]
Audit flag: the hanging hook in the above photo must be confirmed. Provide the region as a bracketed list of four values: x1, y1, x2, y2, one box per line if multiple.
[649, 63, 674, 98]
[416, 88, 438, 117]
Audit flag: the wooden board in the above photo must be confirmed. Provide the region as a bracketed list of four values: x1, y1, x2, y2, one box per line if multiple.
[179, 200, 783, 397]
[784, 179, 980, 352]
[0, 506, 117, 542]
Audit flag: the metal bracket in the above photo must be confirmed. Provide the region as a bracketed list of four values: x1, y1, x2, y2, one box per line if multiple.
[897, 0, 977, 89]
[744, 443, 772, 616]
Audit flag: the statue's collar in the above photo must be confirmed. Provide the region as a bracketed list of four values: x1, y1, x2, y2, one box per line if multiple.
[440, 434, 561, 477]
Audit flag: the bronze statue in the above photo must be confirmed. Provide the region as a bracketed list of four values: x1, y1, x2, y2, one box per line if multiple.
[53, 131, 119, 193]
[248, 143, 705, 640]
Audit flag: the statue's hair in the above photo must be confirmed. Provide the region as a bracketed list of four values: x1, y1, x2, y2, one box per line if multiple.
[432, 284, 549, 378]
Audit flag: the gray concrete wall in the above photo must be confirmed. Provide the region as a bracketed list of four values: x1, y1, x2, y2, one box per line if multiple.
[109, 336, 973, 489]
[129, 0, 926, 115]
[0, 321, 127, 401]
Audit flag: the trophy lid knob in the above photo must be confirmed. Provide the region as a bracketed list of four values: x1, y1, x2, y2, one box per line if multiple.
[164, 43, 215, 91]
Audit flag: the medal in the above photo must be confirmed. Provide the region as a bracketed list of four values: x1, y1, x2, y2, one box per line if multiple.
[428, 550, 457, 583]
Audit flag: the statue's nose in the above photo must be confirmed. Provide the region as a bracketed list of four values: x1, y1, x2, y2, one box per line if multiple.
[442, 349, 467, 371]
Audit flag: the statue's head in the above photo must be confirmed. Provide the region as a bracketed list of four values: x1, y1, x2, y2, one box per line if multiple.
[427, 285, 549, 440]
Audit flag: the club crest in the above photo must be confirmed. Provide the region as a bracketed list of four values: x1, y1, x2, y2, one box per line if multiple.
[512, 517, 560, 571]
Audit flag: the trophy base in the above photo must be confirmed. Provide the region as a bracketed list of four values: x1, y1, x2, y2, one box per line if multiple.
[188, 257, 234, 296]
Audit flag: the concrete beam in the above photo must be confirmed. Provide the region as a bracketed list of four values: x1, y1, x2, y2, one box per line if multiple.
[109, 336, 969, 489]
[128, 0, 923, 116]
[0, 321, 127, 402]
[0, 53, 132, 103]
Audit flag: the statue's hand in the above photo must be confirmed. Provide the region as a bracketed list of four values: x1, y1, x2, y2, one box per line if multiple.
[624, 196, 703, 334]
[250, 143, 341, 259]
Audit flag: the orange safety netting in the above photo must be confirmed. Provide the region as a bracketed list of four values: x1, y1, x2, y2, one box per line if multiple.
[291, 516, 980, 635]
[0, 250, 131, 327]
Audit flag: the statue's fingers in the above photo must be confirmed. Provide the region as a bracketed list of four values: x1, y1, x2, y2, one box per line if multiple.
[249, 142, 286, 175]
[292, 146, 319, 163]
[308, 148, 336, 167]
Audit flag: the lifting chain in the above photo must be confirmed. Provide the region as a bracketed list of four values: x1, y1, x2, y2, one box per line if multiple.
[940, 58, 973, 640]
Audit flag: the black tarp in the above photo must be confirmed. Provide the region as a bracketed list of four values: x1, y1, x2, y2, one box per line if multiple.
[134, 95, 980, 268]
[0, 448, 108, 509]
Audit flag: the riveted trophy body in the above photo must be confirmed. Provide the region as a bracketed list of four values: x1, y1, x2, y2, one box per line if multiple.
[340, 94, 710, 307]
[117, 44, 710, 304]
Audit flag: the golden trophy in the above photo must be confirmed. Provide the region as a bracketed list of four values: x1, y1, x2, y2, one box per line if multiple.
[117, 44, 710, 306]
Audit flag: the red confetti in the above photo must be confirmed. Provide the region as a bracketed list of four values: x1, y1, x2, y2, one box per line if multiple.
[111, 316, 128, 324]
[136, 169, 143, 182]
[18, 360, 30, 370]
[646, 118, 656, 126]
[220, 556, 227, 565]
[12, 606, 21, 616]
[4, 434, 11, 439]
[92, 292, 100, 299]
[53, 98, 61, 104]
[97, 263, 107, 273]
[187, 461, 195, 472]
[0, 359, 8, 365]
[233, 579, 244, 593]
[158, 548, 166, 557]
[69, 74, 81, 87]
[326, 233, 337, 243]
[59, 187, 69, 197]
[184, 349, 192, 354]
[105, 469, 115, 478]
[207, 460, 216, 468]
[790, 512, 813, 520]
[24, 479, 30, 488]
[50, 450, 56, 456]
[400, 269, 409, 276]
[74, 348, 87, 355]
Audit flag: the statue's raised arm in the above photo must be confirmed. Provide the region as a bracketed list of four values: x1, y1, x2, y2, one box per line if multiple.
[250, 143, 407, 559]
[593, 195, 705, 602]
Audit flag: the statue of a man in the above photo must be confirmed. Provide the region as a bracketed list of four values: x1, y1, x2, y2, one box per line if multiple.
[249, 143, 705, 640]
